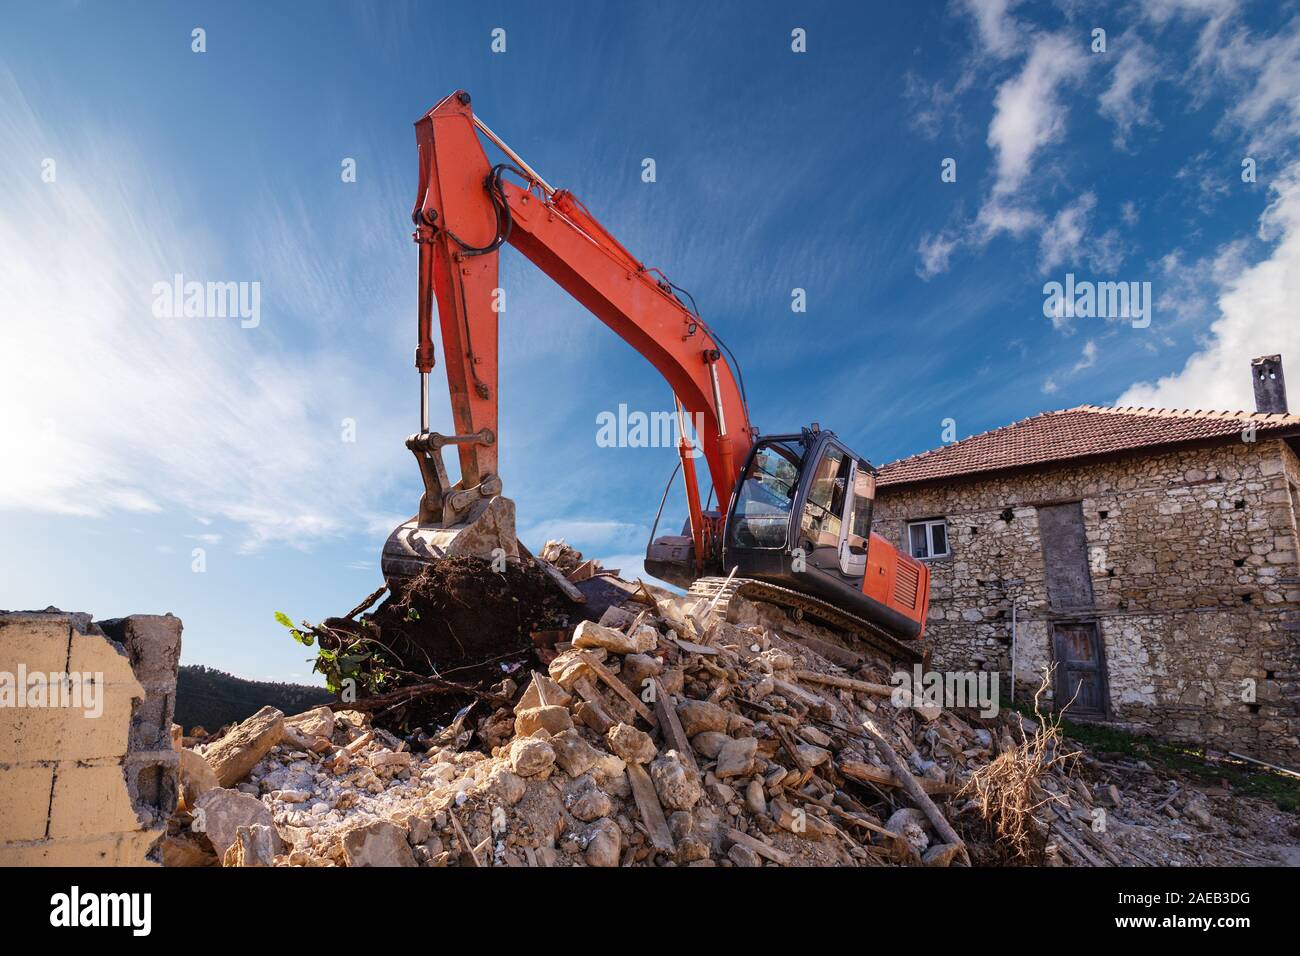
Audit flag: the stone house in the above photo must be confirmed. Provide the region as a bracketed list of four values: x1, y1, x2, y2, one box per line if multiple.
[872, 360, 1300, 766]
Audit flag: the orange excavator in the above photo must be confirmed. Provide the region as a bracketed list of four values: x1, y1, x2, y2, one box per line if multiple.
[382, 91, 929, 660]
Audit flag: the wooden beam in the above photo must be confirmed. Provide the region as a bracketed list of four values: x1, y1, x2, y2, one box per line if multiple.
[794, 670, 894, 698]
[627, 763, 675, 853]
[652, 678, 698, 772]
[577, 650, 657, 727]
[838, 760, 959, 797]
[861, 718, 970, 866]
[724, 827, 790, 866]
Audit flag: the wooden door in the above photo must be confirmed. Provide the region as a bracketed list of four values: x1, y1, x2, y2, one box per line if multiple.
[1052, 621, 1108, 717]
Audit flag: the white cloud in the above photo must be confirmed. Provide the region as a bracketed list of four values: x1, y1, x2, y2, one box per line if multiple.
[916, 231, 959, 280]
[986, 33, 1088, 198]
[0, 72, 407, 550]
[1117, 162, 1300, 411]
[1039, 192, 1097, 272]
[1098, 37, 1162, 148]
[960, 0, 1025, 60]
[1074, 339, 1098, 371]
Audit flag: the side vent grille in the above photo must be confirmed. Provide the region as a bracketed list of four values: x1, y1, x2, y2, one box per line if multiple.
[894, 559, 920, 611]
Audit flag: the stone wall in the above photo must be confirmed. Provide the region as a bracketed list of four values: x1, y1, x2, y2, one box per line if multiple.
[0, 611, 181, 865]
[875, 438, 1300, 765]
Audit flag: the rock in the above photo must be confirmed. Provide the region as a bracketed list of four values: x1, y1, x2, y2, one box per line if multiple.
[799, 726, 832, 747]
[620, 653, 663, 690]
[551, 728, 602, 777]
[193, 788, 283, 860]
[744, 779, 767, 816]
[565, 776, 614, 822]
[369, 750, 413, 771]
[285, 705, 335, 739]
[796, 744, 832, 768]
[677, 699, 730, 736]
[606, 722, 656, 764]
[1107, 784, 1123, 807]
[650, 751, 703, 810]
[509, 737, 556, 776]
[479, 766, 527, 806]
[342, 820, 416, 867]
[690, 731, 732, 758]
[514, 704, 574, 737]
[548, 648, 596, 690]
[727, 843, 763, 867]
[715, 736, 758, 778]
[178, 747, 219, 810]
[160, 833, 218, 867]
[204, 706, 286, 787]
[223, 824, 277, 867]
[584, 818, 623, 867]
[1185, 804, 1213, 828]
[517, 673, 573, 710]
[885, 807, 930, 854]
[922, 842, 963, 867]
[573, 619, 655, 655]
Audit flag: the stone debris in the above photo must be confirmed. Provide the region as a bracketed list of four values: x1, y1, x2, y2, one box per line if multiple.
[161, 559, 1299, 867]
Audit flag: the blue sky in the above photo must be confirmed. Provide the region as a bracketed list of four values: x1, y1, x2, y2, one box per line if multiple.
[2, 0, 1298, 681]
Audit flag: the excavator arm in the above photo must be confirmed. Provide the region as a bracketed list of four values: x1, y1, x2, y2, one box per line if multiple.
[386, 89, 929, 648]
[409, 90, 752, 567]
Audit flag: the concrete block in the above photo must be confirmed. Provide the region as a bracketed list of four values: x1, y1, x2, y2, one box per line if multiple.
[48, 762, 145, 839]
[0, 765, 55, 842]
[0, 830, 163, 867]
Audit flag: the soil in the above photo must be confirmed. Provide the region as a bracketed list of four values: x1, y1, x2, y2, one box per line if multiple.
[344, 556, 574, 735]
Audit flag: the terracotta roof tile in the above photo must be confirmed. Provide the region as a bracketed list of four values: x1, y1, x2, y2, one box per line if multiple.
[876, 405, 1300, 488]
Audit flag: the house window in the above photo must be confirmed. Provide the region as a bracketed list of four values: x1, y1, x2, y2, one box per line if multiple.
[907, 519, 950, 559]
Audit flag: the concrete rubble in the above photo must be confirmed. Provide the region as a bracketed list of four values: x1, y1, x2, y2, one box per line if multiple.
[157, 548, 1300, 867]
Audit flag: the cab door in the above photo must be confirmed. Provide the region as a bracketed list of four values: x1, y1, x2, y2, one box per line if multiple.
[838, 461, 875, 578]
[795, 442, 857, 582]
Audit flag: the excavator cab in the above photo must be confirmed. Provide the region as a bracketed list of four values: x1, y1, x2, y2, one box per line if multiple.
[647, 426, 928, 643]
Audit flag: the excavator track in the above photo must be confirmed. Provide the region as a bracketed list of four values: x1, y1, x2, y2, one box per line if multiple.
[687, 576, 924, 665]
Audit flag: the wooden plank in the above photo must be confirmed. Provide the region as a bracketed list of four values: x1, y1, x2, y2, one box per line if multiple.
[673, 637, 720, 656]
[860, 719, 969, 865]
[571, 678, 615, 733]
[794, 669, 894, 698]
[724, 827, 790, 866]
[517, 540, 587, 604]
[772, 678, 834, 718]
[627, 763, 675, 853]
[839, 759, 960, 797]
[771, 720, 812, 786]
[652, 678, 698, 773]
[577, 650, 657, 727]
[792, 635, 866, 669]
[1228, 751, 1300, 780]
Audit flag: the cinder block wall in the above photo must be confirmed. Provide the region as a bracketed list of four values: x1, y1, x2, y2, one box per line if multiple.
[0, 611, 181, 865]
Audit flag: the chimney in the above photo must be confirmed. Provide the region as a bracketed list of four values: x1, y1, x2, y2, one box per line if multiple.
[1251, 354, 1288, 414]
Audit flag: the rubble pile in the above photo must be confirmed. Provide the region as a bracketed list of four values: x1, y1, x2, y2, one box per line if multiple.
[162, 554, 1299, 867]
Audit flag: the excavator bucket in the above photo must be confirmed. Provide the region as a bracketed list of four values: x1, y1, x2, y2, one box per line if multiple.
[380, 428, 519, 588]
[381, 495, 520, 586]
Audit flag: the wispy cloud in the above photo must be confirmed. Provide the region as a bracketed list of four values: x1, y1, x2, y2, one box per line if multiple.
[0, 70, 407, 551]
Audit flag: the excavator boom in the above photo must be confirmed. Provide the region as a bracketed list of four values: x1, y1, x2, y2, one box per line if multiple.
[383, 90, 929, 649]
